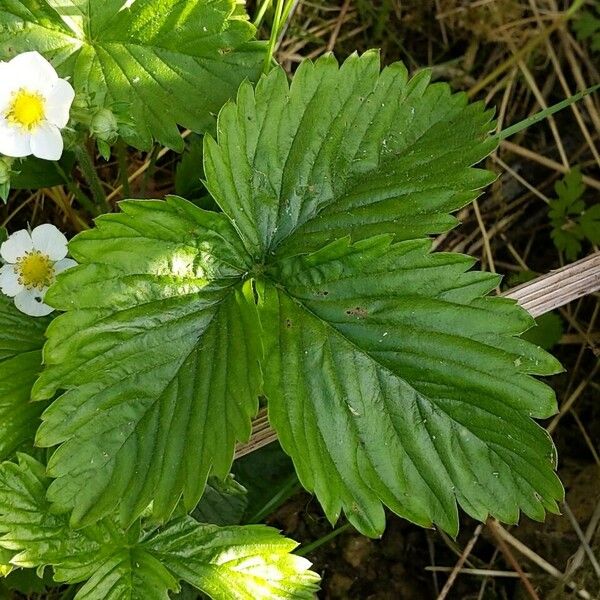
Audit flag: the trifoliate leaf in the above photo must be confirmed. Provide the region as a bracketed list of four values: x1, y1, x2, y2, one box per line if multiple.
[0, 295, 50, 460]
[0, 0, 265, 151]
[0, 455, 320, 600]
[552, 167, 586, 211]
[36, 52, 562, 538]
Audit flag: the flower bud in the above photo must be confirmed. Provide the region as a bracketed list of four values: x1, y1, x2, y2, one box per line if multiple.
[90, 109, 119, 144]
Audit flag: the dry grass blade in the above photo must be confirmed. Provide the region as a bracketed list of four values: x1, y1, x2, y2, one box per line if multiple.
[562, 501, 600, 582]
[487, 519, 541, 600]
[492, 522, 593, 599]
[436, 524, 484, 600]
[501, 141, 600, 191]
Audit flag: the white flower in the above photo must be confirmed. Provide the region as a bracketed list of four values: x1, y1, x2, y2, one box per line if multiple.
[0, 224, 77, 316]
[0, 52, 75, 161]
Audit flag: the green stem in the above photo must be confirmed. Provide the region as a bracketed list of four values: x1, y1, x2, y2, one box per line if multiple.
[497, 84, 600, 141]
[116, 139, 131, 198]
[297, 523, 353, 557]
[54, 160, 98, 216]
[247, 474, 300, 524]
[254, 0, 272, 27]
[141, 145, 159, 197]
[74, 145, 109, 213]
[263, 0, 285, 74]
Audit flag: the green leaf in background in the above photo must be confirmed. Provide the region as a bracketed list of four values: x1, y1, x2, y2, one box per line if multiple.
[0, 295, 50, 461]
[573, 9, 600, 52]
[549, 167, 599, 260]
[36, 52, 563, 538]
[192, 475, 248, 527]
[10, 154, 75, 190]
[175, 135, 206, 199]
[0, 0, 265, 150]
[522, 313, 563, 351]
[233, 444, 299, 524]
[0, 455, 320, 599]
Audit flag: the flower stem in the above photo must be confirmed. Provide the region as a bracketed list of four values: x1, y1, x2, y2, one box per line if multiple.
[116, 139, 131, 198]
[74, 144, 110, 213]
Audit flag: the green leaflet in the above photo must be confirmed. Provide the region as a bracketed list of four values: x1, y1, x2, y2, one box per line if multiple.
[35, 52, 563, 538]
[0, 455, 320, 599]
[260, 236, 562, 535]
[34, 197, 262, 525]
[0, 0, 265, 150]
[0, 295, 50, 460]
[204, 51, 496, 259]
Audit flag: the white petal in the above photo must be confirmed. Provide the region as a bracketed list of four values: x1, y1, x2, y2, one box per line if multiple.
[6, 51, 58, 94]
[0, 63, 12, 112]
[0, 118, 32, 158]
[44, 79, 75, 128]
[54, 257, 77, 273]
[0, 264, 24, 297]
[0, 229, 33, 262]
[31, 223, 68, 260]
[30, 122, 63, 161]
[14, 288, 54, 317]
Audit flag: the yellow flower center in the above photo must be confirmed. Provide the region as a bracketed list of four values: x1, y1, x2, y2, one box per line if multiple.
[16, 251, 55, 290]
[7, 89, 46, 130]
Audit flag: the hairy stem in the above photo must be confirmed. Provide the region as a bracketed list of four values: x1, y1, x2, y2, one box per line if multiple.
[74, 144, 109, 213]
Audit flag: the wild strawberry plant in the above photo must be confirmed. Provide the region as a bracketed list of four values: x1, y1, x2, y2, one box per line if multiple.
[0, 0, 588, 597]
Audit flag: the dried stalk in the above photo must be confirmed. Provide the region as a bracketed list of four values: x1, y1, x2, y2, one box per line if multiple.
[235, 252, 600, 458]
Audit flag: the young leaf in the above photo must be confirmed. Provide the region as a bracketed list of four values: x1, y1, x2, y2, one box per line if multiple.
[0, 455, 320, 599]
[0, 0, 265, 151]
[0, 295, 50, 460]
[36, 53, 563, 538]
